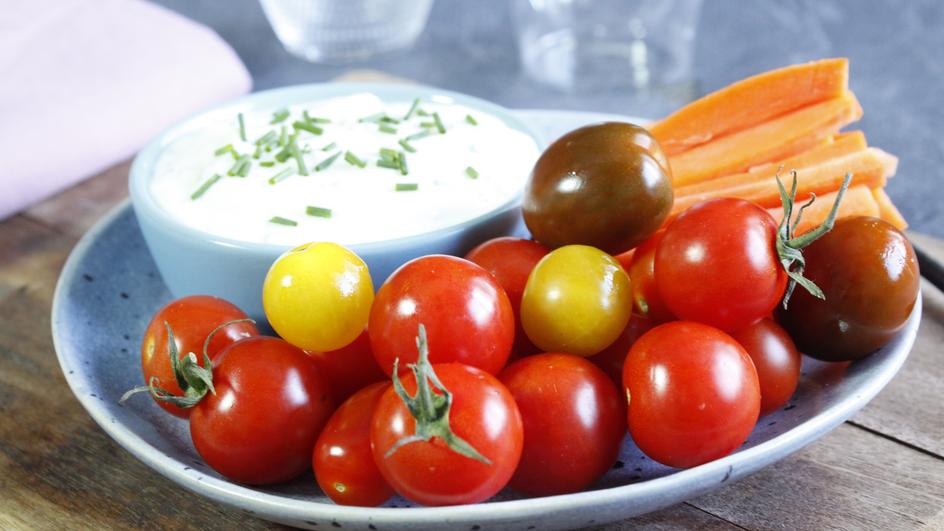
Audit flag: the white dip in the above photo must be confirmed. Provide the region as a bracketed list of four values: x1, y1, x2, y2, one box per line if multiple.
[149, 93, 540, 246]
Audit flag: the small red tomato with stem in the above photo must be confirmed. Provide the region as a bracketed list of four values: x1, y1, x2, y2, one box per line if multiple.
[730, 318, 801, 415]
[370, 325, 523, 506]
[623, 322, 760, 468]
[307, 329, 388, 403]
[500, 354, 625, 495]
[466, 237, 551, 357]
[590, 314, 654, 387]
[369, 255, 515, 376]
[139, 295, 258, 417]
[314, 382, 393, 506]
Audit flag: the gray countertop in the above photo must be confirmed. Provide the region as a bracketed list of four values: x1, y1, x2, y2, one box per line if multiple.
[155, 0, 943, 237]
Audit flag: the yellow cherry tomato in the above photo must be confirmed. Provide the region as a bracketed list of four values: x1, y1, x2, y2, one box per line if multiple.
[520, 245, 632, 357]
[263, 242, 373, 352]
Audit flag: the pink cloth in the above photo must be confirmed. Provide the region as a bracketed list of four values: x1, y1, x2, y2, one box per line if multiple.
[0, 0, 252, 220]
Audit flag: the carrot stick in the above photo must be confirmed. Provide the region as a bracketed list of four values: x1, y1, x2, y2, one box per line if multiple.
[767, 185, 880, 235]
[675, 131, 868, 196]
[650, 58, 849, 156]
[872, 188, 909, 230]
[670, 148, 897, 214]
[668, 91, 863, 187]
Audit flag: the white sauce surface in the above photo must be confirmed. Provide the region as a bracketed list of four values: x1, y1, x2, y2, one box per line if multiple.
[150, 93, 539, 246]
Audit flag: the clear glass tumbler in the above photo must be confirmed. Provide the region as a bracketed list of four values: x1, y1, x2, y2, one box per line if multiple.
[513, 0, 702, 96]
[260, 0, 434, 63]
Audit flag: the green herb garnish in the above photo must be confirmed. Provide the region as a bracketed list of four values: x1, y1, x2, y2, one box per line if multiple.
[416, 109, 430, 117]
[190, 174, 222, 200]
[404, 98, 421, 120]
[260, 161, 276, 167]
[293, 120, 323, 135]
[271, 108, 290, 124]
[315, 151, 341, 172]
[278, 126, 288, 147]
[379, 124, 398, 134]
[398, 139, 417, 153]
[377, 158, 400, 170]
[268, 167, 294, 185]
[380, 116, 400, 124]
[269, 216, 297, 226]
[358, 112, 386, 123]
[465, 166, 479, 179]
[432, 112, 446, 134]
[380, 148, 399, 160]
[228, 156, 251, 177]
[406, 130, 434, 142]
[255, 131, 278, 146]
[465, 114, 478, 126]
[214, 144, 234, 156]
[395, 183, 418, 192]
[303, 110, 331, 124]
[399, 153, 409, 176]
[344, 151, 367, 168]
[306, 206, 333, 218]
[290, 141, 308, 176]
[420, 121, 436, 128]
[321, 141, 337, 152]
[238, 113, 247, 141]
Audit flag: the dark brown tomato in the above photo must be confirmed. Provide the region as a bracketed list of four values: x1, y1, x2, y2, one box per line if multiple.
[778, 217, 919, 362]
[522, 122, 674, 255]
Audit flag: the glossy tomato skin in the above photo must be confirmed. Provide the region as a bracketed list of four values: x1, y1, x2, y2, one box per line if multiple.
[369, 255, 514, 375]
[590, 315, 654, 387]
[465, 237, 551, 356]
[263, 242, 374, 352]
[500, 354, 625, 495]
[778, 217, 920, 361]
[314, 382, 393, 506]
[655, 198, 787, 332]
[141, 295, 257, 417]
[307, 329, 387, 403]
[370, 363, 523, 506]
[521, 245, 633, 357]
[623, 322, 760, 468]
[190, 337, 335, 485]
[627, 230, 675, 323]
[523, 122, 674, 255]
[730, 318, 801, 415]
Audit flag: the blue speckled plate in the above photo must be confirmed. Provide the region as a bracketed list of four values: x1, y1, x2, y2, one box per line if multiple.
[52, 110, 920, 531]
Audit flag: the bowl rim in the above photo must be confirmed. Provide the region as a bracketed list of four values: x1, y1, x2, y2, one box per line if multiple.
[128, 82, 545, 254]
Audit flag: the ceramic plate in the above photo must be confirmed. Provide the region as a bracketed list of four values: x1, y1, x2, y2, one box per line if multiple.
[52, 110, 921, 531]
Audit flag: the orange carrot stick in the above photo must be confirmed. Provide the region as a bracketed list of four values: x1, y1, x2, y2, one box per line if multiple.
[767, 185, 879, 235]
[872, 188, 909, 230]
[649, 58, 849, 156]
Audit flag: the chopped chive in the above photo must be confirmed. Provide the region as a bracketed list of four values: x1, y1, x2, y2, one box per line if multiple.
[214, 144, 234, 156]
[406, 130, 434, 142]
[321, 141, 337, 152]
[306, 205, 333, 218]
[398, 138, 416, 153]
[271, 108, 290, 124]
[269, 216, 297, 226]
[377, 158, 400, 170]
[403, 98, 421, 120]
[238, 113, 247, 141]
[416, 109, 430, 116]
[315, 151, 341, 172]
[290, 142, 308, 176]
[379, 116, 400, 124]
[260, 161, 276, 167]
[344, 151, 366, 168]
[379, 124, 397, 134]
[279, 126, 288, 147]
[275, 147, 292, 163]
[190, 174, 222, 200]
[465, 166, 479, 179]
[420, 121, 436, 128]
[465, 114, 478, 126]
[252, 144, 263, 159]
[228, 156, 251, 177]
[255, 131, 278, 146]
[399, 153, 408, 176]
[302, 110, 331, 124]
[432, 112, 446, 134]
[268, 167, 295, 185]
[395, 183, 418, 191]
[379, 148, 399, 160]
[358, 112, 385, 123]
[293, 120, 323, 135]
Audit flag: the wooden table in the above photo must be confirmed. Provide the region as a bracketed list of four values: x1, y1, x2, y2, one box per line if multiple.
[2, 153, 943, 530]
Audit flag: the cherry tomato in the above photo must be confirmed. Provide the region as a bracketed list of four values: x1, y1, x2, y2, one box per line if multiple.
[500, 354, 625, 495]
[520, 245, 633, 357]
[465, 237, 551, 356]
[627, 230, 675, 323]
[371, 327, 523, 506]
[730, 318, 801, 415]
[623, 322, 760, 468]
[140, 295, 257, 417]
[307, 329, 387, 403]
[314, 382, 393, 506]
[263, 242, 373, 352]
[778, 217, 920, 361]
[656, 198, 787, 332]
[190, 337, 335, 485]
[523, 122, 674, 254]
[590, 315, 654, 387]
[369, 255, 514, 375]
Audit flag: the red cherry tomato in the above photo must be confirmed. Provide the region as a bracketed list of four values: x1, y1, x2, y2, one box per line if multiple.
[140, 295, 258, 417]
[730, 318, 801, 415]
[590, 315, 654, 387]
[190, 337, 335, 485]
[370, 327, 522, 506]
[466, 237, 550, 356]
[314, 382, 393, 506]
[655, 199, 787, 332]
[627, 230, 675, 323]
[623, 322, 760, 468]
[500, 354, 625, 495]
[307, 329, 387, 403]
[369, 255, 515, 375]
